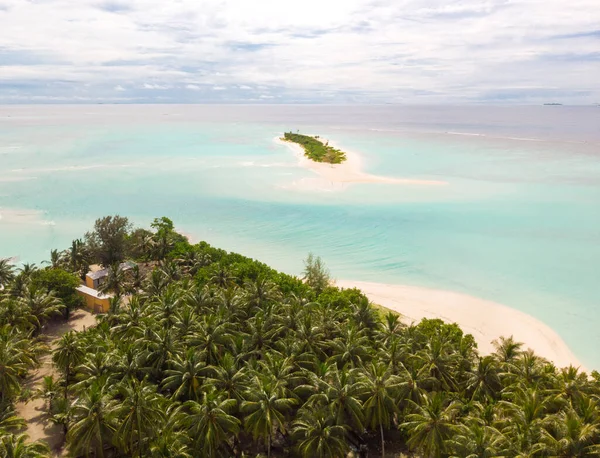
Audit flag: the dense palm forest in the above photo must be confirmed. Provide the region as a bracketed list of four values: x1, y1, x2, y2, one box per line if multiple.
[282, 132, 347, 164]
[1, 215, 599, 457]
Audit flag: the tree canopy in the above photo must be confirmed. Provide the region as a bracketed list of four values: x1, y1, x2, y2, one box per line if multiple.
[282, 132, 347, 164]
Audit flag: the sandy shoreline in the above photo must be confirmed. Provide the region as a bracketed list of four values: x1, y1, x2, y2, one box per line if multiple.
[336, 280, 585, 370]
[274, 136, 447, 189]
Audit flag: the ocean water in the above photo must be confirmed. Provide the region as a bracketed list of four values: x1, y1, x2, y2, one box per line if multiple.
[1, 105, 599, 367]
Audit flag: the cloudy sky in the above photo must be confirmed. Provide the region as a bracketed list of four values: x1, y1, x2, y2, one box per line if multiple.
[0, 0, 598, 104]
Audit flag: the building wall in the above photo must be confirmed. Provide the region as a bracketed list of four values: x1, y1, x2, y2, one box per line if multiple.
[76, 290, 110, 313]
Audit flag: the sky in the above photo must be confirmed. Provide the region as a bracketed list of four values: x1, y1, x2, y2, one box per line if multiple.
[0, 0, 598, 104]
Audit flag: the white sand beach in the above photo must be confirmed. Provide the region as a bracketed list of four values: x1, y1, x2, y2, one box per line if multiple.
[274, 136, 447, 188]
[336, 280, 585, 370]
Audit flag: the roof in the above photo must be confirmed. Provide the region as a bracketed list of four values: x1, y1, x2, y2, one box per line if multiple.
[76, 285, 113, 299]
[86, 261, 136, 280]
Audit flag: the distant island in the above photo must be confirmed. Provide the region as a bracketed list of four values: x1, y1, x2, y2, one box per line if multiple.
[281, 131, 347, 164]
[543, 103, 563, 106]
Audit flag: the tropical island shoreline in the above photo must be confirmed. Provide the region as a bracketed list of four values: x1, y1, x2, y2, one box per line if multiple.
[335, 280, 585, 371]
[274, 135, 448, 188]
[1, 215, 596, 458]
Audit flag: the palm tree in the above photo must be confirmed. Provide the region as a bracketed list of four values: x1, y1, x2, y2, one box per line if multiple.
[0, 257, 15, 290]
[53, 331, 85, 399]
[0, 433, 51, 458]
[18, 263, 38, 280]
[244, 276, 281, 310]
[188, 315, 233, 365]
[327, 325, 371, 367]
[379, 311, 405, 344]
[210, 265, 234, 288]
[538, 408, 600, 457]
[446, 421, 507, 458]
[350, 296, 381, 337]
[136, 232, 156, 263]
[492, 335, 523, 365]
[360, 362, 402, 458]
[465, 356, 502, 401]
[242, 376, 297, 458]
[162, 348, 206, 401]
[67, 381, 118, 458]
[98, 262, 128, 297]
[0, 326, 38, 402]
[304, 365, 365, 434]
[115, 378, 167, 457]
[205, 353, 250, 404]
[403, 392, 460, 458]
[151, 284, 184, 330]
[36, 375, 59, 411]
[43, 249, 65, 269]
[292, 411, 349, 458]
[174, 388, 240, 456]
[0, 404, 26, 433]
[69, 238, 91, 279]
[498, 387, 552, 454]
[18, 287, 64, 333]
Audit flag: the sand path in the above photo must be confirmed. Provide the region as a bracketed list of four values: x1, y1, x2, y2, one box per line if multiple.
[336, 280, 585, 371]
[15, 309, 97, 457]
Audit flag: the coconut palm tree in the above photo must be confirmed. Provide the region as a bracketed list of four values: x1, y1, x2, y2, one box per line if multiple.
[36, 375, 59, 411]
[162, 348, 206, 401]
[292, 411, 349, 458]
[244, 276, 281, 310]
[0, 433, 51, 458]
[465, 356, 502, 402]
[446, 421, 507, 458]
[327, 325, 371, 367]
[242, 376, 297, 458]
[43, 249, 65, 269]
[497, 387, 552, 455]
[67, 381, 118, 458]
[69, 238, 91, 279]
[538, 408, 600, 457]
[403, 392, 460, 458]
[53, 331, 85, 399]
[115, 378, 167, 457]
[98, 262, 128, 297]
[187, 315, 233, 365]
[174, 388, 240, 456]
[304, 365, 365, 434]
[17, 287, 64, 333]
[360, 362, 402, 458]
[0, 326, 38, 402]
[0, 258, 15, 290]
[0, 404, 26, 432]
[205, 353, 250, 404]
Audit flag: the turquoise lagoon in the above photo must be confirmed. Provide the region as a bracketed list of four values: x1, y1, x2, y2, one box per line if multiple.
[1, 105, 599, 367]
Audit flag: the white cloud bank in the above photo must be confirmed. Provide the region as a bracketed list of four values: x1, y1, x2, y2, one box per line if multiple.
[0, 0, 598, 103]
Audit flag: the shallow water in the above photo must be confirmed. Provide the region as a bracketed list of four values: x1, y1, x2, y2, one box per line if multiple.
[1, 105, 599, 367]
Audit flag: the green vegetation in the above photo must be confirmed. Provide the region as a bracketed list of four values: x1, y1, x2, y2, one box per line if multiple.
[1, 215, 600, 457]
[282, 132, 347, 164]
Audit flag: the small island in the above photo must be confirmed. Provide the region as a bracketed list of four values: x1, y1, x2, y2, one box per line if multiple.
[281, 131, 347, 164]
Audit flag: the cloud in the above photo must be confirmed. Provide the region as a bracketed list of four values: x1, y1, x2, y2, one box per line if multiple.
[0, 0, 598, 103]
[143, 83, 170, 89]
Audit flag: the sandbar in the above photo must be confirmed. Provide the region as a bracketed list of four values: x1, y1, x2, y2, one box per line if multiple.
[274, 136, 447, 188]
